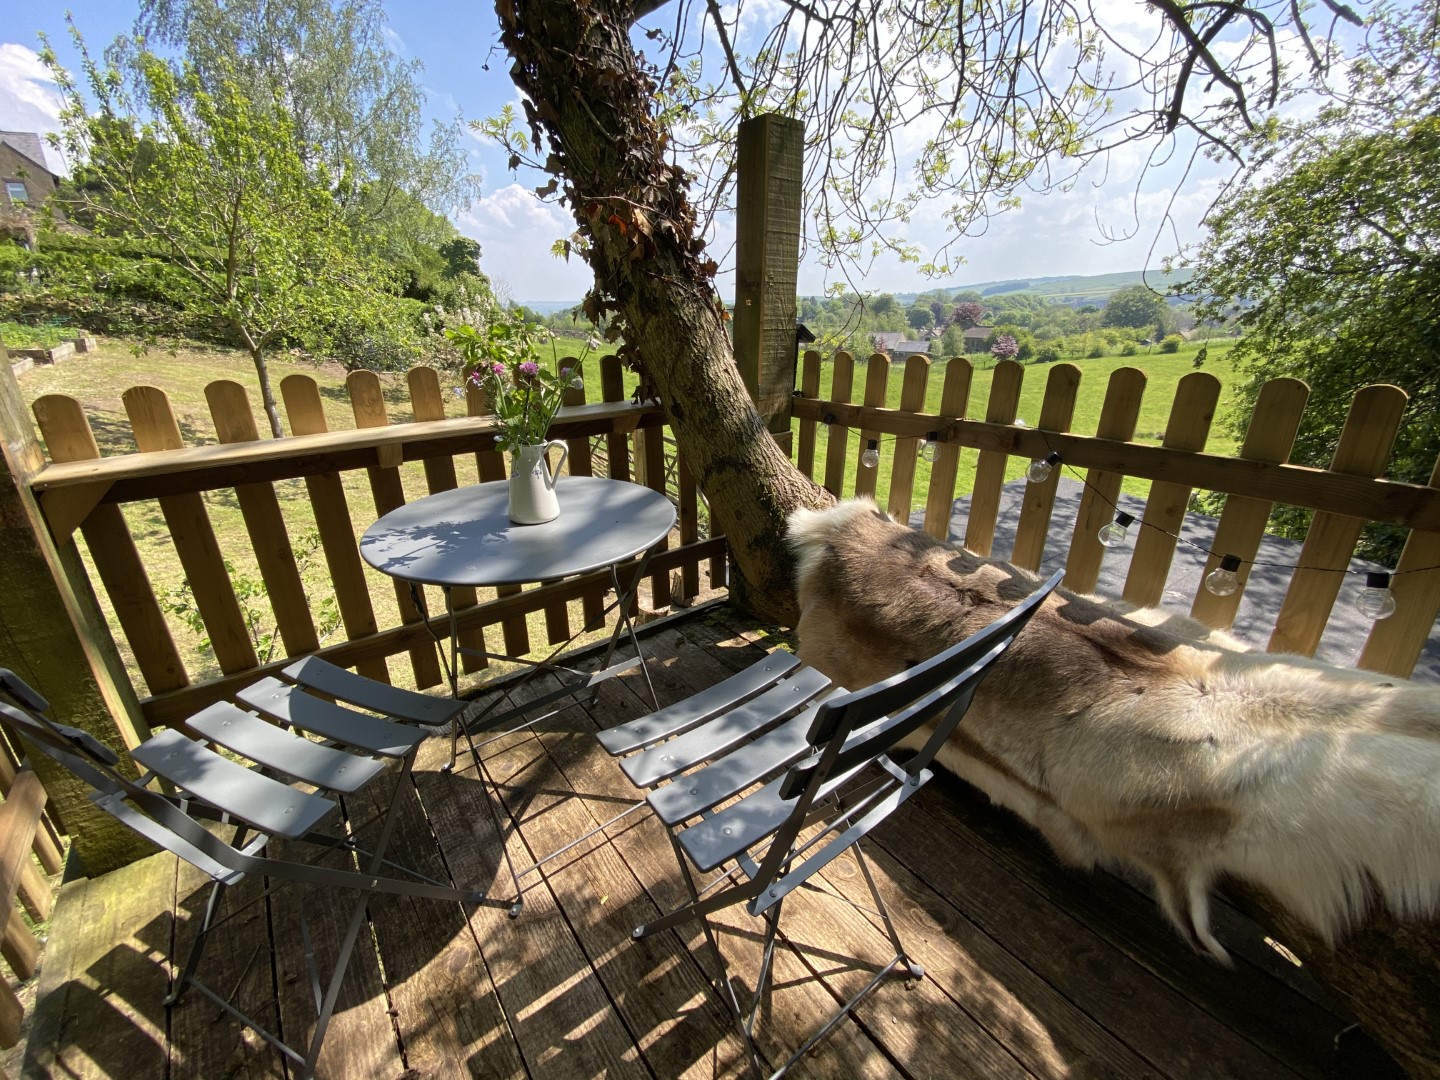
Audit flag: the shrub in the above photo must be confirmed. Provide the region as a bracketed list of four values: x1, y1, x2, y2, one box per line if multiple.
[1086, 345, 1104, 359]
[1121, 343, 1138, 356]
[1035, 346, 1060, 364]
[1160, 334, 1184, 353]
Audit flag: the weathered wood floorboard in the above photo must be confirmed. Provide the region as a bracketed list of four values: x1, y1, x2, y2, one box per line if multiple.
[24, 607, 1379, 1079]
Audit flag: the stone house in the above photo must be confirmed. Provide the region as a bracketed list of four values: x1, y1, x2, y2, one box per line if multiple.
[1, 132, 61, 246]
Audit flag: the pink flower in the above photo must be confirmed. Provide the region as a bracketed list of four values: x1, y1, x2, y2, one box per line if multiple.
[518, 361, 539, 376]
[468, 370, 484, 386]
[491, 361, 506, 374]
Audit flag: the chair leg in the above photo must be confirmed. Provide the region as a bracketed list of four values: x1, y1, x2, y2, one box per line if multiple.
[164, 875, 228, 1007]
[850, 840, 924, 980]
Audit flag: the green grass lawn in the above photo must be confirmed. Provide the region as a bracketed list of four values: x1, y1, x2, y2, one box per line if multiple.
[14, 334, 1240, 691]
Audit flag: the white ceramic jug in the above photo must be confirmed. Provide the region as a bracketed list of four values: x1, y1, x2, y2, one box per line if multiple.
[507, 440, 569, 524]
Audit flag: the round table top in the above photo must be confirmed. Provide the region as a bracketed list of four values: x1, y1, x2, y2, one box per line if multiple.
[359, 476, 677, 588]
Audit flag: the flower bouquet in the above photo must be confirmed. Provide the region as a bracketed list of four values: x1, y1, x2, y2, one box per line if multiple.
[446, 310, 583, 523]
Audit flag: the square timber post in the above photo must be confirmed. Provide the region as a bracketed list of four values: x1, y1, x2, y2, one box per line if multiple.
[732, 114, 804, 454]
[0, 338, 155, 874]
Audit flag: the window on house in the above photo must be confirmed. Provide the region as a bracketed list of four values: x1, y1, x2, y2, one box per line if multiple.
[4, 181, 28, 205]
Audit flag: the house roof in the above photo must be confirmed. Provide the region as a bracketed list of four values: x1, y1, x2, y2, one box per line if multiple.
[0, 132, 53, 175]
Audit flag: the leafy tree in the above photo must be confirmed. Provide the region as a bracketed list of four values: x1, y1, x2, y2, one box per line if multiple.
[1101, 285, 1169, 330]
[951, 301, 985, 329]
[991, 334, 1020, 360]
[868, 293, 897, 317]
[906, 304, 933, 331]
[1183, 3, 1440, 560]
[43, 31, 406, 436]
[440, 236, 483, 279]
[939, 324, 965, 357]
[131, 0, 478, 229]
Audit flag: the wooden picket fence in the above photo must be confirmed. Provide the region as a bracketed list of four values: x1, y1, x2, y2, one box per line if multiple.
[790, 351, 1440, 679]
[25, 356, 723, 732]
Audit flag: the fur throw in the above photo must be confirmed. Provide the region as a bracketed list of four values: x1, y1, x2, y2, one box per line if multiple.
[786, 498, 1440, 962]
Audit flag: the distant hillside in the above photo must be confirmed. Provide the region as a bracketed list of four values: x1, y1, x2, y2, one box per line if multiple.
[527, 268, 1195, 316]
[892, 268, 1192, 307]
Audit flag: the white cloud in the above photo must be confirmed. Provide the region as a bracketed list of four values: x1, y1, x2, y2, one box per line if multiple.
[0, 43, 67, 172]
[456, 183, 594, 302]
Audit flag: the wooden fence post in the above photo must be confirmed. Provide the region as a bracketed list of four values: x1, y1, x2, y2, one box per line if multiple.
[733, 113, 804, 452]
[0, 341, 153, 874]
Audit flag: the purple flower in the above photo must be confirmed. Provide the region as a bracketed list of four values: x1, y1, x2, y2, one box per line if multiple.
[468, 370, 484, 386]
[518, 361, 540, 376]
[491, 361, 506, 374]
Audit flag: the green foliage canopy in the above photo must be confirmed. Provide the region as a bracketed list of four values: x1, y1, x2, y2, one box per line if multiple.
[1101, 285, 1169, 330]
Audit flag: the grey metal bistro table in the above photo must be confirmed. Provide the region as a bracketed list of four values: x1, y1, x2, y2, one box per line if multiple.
[360, 475, 676, 912]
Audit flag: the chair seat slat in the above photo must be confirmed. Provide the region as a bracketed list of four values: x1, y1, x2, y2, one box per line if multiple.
[283, 656, 464, 726]
[131, 729, 336, 840]
[621, 667, 832, 788]
[597, 652, 802, 755]
[188, 702, 387, 793]
[238, 678, 423, 758]
[648, 689, 847, 826]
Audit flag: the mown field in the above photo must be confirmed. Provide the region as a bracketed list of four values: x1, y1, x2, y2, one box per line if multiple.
[13, 334, 1238, 691]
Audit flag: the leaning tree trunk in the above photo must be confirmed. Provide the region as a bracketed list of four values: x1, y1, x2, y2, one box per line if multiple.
[496, 0, 830, 626]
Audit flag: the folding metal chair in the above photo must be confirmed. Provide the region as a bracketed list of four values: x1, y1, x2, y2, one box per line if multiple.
[598, 569, 1063, 1077]
[0, 656, 492, 1079]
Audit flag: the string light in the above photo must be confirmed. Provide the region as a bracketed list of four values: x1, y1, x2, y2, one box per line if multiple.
[1097, 511, 1134, 548]
[1204, 554, 1243, 596]
[919, 432, 940, 463]
[1026, 451, 1062, 484]
[1355, 572, 1398, 620]
[861, 439, 880, 469]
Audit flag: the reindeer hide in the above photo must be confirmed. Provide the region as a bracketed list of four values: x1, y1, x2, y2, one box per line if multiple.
[787, 499, 1440, 962]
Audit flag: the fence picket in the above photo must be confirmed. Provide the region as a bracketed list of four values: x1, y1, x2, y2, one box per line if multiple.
[1123, 372, 1221, 607]
[1010, 363, 1081, 570]
[1270, 385, 1408, 656]
[279, 374, 389, 683]
[796, 350, 821, 480]
[965, 360, 1024, 557]
[409, 368, 487, 673]
[821, 351, 855, 497]
[348, 371, 443, 689]
[887, 356, 931, 523]
[922, 358, 973, 539]
[466, 382, 529, 657]
[600, 356, 631, 481]
[854, 354, 890, 501]
[1190, 378, 1310, 629]
[1360, 451, 1440, 676]
[205, 381, 320, 659]
[637, 426, 671, 612]
[1063, 367, 1147, 593]
[123, 386, 258, 675]
[30, 395, 187, 695]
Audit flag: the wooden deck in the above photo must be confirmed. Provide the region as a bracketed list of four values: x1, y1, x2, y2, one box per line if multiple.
[21, 605, 1395, 1079]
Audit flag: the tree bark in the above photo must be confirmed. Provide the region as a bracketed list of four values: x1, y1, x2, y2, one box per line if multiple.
[238, 327, 284, 438]
[496, 0, 830, 624]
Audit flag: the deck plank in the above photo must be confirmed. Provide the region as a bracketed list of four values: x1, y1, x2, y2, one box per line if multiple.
[351, 756, 526, 1080]
[911, 781, 1344, 1078]
[23, 851, 176, 1079]
[416, 733, 649, 1079]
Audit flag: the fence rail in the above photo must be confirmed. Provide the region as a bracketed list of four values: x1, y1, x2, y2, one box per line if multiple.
[791, 351, 1440, 679]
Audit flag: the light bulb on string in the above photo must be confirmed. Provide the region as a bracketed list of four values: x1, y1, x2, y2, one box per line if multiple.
[861, 439, 880, 469]
[1355, 571, 1398, 620]
[1026, 452, 1061, 484]
[1204, 554, 1243, 596]
[1097, 511, 1134, 548]
[919, 432, 940, 463]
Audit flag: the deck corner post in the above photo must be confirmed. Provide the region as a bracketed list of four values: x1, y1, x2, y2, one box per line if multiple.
[733, 112, 804, 455]
[0, 339, 154, 874]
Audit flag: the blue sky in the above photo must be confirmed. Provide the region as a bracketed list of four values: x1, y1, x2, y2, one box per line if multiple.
[2, 1, 1225, 302]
